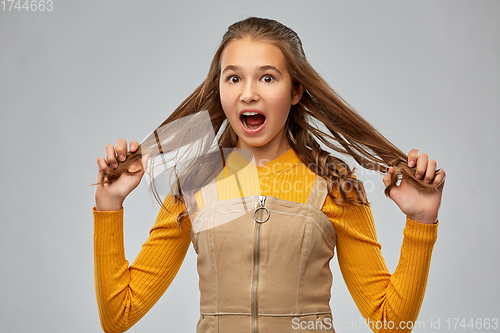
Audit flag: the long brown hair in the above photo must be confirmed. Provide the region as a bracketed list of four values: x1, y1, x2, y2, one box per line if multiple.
[100, 17, 437, 225]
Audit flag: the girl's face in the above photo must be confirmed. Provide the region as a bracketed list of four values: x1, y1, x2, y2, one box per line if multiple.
[219, 39, 303, 152]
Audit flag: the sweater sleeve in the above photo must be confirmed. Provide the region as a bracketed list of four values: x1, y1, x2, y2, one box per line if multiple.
[93, 195, 192, 333]
[323, 199, 438, 333]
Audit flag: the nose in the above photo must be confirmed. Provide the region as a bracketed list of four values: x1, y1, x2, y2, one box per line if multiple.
[239, 81, 259, 103]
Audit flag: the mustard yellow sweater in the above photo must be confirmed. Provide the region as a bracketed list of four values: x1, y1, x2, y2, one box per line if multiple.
[93, 148, 438, 333]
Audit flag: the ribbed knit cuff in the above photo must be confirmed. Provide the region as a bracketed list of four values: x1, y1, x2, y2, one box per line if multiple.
[92, 206, 123, 220]
[399, 217, 439, 274]
[93, 207, 126, 263]
[405, 217, 439, 244]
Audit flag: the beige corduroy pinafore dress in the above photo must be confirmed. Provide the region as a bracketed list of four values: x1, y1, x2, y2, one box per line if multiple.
[190, 176, 337, 333]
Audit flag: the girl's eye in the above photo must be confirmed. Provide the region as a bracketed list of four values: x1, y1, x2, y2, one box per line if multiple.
[261, 74, 275, 83]
[228, 75, 240, 84]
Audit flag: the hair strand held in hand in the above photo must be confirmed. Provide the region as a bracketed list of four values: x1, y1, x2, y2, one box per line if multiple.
[93, 146, 143, 186]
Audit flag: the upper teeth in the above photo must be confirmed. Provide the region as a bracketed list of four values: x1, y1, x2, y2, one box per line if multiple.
[242, 112, 260, 116]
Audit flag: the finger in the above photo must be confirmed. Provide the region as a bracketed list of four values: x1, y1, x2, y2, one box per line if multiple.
[423, 159, 437, 184]
[130, 141, 140, 153]
[96, 167, 105, 184]
[97, 156, 109, 174]
[105, 144, 118, 169]
[382, 166, 394, 187]
[407, 149, 419, 168]
[116, 138, 128, 162]
[415, 153, 428, 180]
[433, 169, 446, 188]
[125, 154, 149, 179]
[129, 152, 146, 172]
[142, 154, 150, 170]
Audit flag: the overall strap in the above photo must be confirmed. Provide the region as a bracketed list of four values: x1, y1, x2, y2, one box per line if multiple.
[306, 176, 329, 210]
[201, 181, 219, 207]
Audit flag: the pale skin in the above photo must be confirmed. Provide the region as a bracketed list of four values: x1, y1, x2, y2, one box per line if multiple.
[218, 40, 303, 166]
[95, 40, 445, 225]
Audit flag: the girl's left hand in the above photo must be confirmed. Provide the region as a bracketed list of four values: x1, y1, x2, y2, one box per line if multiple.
[382, 149, 446, 224]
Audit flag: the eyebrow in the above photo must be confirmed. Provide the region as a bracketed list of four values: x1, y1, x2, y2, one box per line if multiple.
[221, 65, 282, 75]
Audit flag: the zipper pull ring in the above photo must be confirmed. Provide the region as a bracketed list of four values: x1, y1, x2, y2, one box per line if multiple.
[254, 195, 270, 223]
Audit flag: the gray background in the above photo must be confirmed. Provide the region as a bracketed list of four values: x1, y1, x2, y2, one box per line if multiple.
[1, 0, 499, 332]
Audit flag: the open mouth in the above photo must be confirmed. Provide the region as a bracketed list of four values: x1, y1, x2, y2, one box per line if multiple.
[240, 111, 266, 130]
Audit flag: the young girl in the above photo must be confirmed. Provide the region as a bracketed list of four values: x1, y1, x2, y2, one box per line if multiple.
[93, 17, 445, 333]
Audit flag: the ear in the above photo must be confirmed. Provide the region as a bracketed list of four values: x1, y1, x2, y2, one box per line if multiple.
[291, 84, 304, 105]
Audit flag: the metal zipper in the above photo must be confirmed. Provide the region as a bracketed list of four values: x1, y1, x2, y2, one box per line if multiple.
[252, 195, 269, 333]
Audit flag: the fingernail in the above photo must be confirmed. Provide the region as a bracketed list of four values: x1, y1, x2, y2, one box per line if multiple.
[415, 173, 421, 179]
[409, 160, 415, 167]
[119, 155, 126, 162]
[112, 163, 118, 169]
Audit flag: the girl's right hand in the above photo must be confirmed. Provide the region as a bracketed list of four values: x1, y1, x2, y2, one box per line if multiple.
[94, 139, 149, 211]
